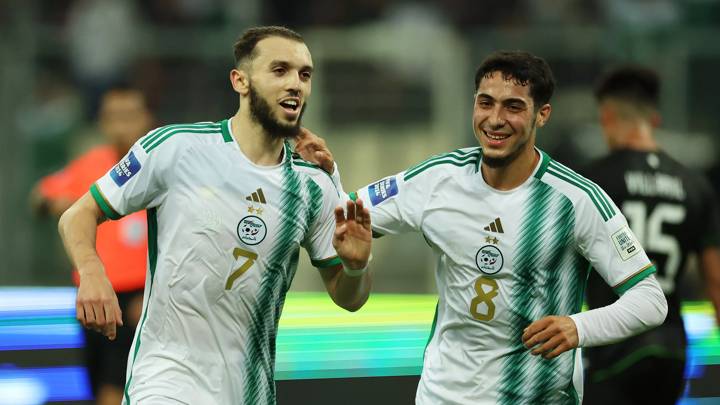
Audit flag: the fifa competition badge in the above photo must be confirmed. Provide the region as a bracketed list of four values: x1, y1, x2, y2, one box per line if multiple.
[611, 225, 640, 261]
[110, 151, 142, 186]
[368, 176, 398, 206]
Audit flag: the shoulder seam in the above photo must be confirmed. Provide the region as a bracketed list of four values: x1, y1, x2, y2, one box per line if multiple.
[141, 122, 223, 153]
[405, 148, 480, 173]
[404, 149, 481, 182]
[545, 161, 616, 221]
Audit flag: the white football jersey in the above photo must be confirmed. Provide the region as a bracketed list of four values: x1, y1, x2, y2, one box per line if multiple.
[354, 147, 655, 405]
[91, 119, 342, 405]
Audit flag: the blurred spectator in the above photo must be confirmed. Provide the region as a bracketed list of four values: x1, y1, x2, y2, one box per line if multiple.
[600, 0, 680, 29]
[441, 0, 527, 29]
[527, 0, 600, 26]
[67, 0, 141, 118]
[17, 62, 84, 175]
[263, 0, 387, 26]
[29, 86, 153, 405]
[138, 0, 224, 26]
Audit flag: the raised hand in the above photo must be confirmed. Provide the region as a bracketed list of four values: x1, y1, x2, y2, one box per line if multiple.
[333, 199, 372, 270]
[294, 128, 335, 175]
[522, 315, 579, 359]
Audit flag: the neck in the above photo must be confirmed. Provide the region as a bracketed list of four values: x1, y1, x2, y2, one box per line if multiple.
[481, 146, 539, 191]
[609, 121, 658, 152]
[231, 109, 286, 166]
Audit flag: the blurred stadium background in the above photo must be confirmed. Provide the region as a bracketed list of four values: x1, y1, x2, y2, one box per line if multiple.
[1, 0, 719, 404]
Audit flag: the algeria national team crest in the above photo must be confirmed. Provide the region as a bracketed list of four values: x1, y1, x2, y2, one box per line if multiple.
[237, 215, 267, 245]
[475, 245, 504, 275]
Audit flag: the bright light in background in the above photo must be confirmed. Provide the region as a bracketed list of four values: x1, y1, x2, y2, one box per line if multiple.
[0, 288, 717, 402]
[0, 377, 48, 405]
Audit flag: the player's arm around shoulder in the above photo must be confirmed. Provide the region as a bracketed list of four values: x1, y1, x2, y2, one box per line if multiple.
[58, 192, 123, 340]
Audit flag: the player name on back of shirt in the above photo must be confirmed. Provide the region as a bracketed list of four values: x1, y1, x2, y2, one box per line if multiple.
[624, 171, 685, 200]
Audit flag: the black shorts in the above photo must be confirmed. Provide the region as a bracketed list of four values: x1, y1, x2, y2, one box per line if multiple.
[584, 355, 685, 405]
[83, 288, 143, 393]
[584, 325, 687, 405]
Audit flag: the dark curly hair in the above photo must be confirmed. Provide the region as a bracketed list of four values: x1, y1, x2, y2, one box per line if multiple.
[474, 51, 555, 108]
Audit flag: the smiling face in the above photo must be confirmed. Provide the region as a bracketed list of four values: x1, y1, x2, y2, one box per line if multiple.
[472, 71, 551, 168]
[236, 36, 313, 138]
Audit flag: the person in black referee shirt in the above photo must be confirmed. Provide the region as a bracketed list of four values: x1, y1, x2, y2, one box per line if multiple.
[581, 66, 720, 404]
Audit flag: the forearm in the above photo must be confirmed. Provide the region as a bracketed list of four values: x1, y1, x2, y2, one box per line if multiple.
[59, 193, 122, 339]
[570, 275, 667, 347]
[58, 193, 105, 276]
[332, 266, 373, 312]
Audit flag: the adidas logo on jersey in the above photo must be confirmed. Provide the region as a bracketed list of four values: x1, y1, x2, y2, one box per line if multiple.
[246, 188, 266, 215]
[484, 218, 504, 233]
[246, 188, 267, 204]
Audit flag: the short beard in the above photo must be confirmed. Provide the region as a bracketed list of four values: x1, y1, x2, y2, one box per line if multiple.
[482, 117, 536, 168]
[249, 85, 306, 139]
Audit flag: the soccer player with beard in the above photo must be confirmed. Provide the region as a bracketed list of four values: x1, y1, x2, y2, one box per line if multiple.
[298, 51, 668, 404]
[58, 26, 372, 405]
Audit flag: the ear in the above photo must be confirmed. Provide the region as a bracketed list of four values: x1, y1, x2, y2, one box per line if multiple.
[535, 104, 552, 128]
[230, 68, 250, 96]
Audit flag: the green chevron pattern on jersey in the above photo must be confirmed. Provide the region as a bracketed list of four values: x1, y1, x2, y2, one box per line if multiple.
[498, 181, 585, 404]
[140, 123, 223, 153]
[291, 156, 340, 198]
[241, 156, 324, 405]
[546, 160, 616, 221]
[291, 159, 321, 170]
[404, 148, 481, 182]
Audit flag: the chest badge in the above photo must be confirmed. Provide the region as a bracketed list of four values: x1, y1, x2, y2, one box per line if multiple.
[476, 245, 504, 275]
[237, 215, 267, 245]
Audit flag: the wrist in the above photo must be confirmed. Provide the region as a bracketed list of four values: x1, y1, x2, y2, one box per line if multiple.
[341, 254, 372, 278]
[568, 314, 584, 347]
[76, 258, 105, 278]
[342, 264, 368, 277]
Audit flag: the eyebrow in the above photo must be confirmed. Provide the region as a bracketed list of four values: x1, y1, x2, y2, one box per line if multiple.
[269, 60, 314, 73]
[476, 93, 528, 106]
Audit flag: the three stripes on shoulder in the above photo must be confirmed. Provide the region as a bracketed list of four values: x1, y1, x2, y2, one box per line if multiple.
[141, 122, 222, 153]
[404, 148, 481, 181]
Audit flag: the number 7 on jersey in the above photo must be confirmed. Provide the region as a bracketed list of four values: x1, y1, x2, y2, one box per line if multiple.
[226, 248, 258, 290]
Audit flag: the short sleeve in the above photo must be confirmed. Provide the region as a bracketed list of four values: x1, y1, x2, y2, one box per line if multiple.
[91, 141, 171, 220]
[576, 192, 656, 296]
[303, 175, 343, 269]
[354, 170, 429, 237]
